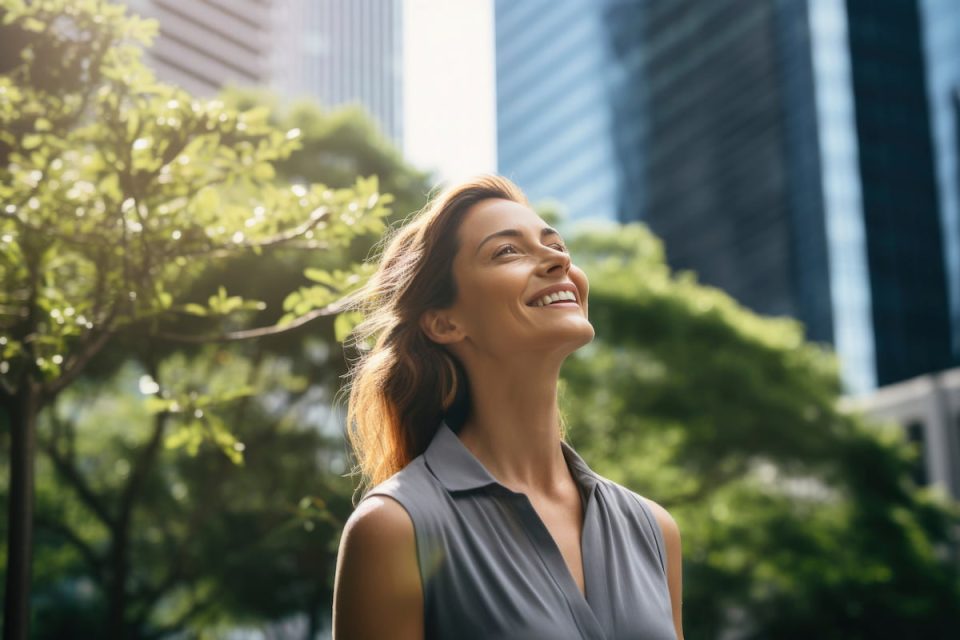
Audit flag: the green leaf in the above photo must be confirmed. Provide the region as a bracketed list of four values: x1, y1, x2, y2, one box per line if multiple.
[252, 162, 274, 181]
[334, 311, 363, 343]
[194, 187, 221, 215]
[22, 134, 42, 150]
[21, 17, 46, 32]
[304, 268, 336, 287]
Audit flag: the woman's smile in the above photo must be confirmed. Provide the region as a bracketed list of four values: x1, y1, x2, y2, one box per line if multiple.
[526, 284, 581, 308]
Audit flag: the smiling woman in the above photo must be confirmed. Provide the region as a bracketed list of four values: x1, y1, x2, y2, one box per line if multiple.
[332, 175, 684, 640]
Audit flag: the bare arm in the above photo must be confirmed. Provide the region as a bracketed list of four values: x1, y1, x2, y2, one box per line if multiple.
[643, 497, 685, 640]
[332, 495, 424, 640]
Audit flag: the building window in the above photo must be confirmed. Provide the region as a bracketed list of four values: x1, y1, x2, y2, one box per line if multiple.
[905, 420, 928, 486]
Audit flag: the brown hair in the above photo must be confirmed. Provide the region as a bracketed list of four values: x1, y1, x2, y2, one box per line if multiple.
[340, 174, 529, 498]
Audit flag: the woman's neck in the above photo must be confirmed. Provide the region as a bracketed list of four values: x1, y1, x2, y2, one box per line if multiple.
[455, 356, 570, 498]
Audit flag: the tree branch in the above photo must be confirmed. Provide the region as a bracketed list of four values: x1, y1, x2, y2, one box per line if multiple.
[148, 299, 348, 344]
[118, 406, 168, 529]
[43, 303, 120, 399]
[41, 423, 116, 531]
[155, 206, 333, 261]
[34, 514, 104, 581]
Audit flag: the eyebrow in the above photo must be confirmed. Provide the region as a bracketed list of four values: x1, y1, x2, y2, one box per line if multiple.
[475, 226, 562, 256]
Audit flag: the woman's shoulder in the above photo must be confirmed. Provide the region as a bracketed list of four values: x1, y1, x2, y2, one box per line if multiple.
[334, 488, 423, 638]
[635, 494, 680, 540]
[342, 491, 415, 550]
[355, 454, 452, 537]
[590, 474, 679, 567]
[337, 459, 437, 589]
[592, 473, 676, 526]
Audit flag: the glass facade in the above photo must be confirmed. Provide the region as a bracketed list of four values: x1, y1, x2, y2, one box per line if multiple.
[808, 0, 876, 393]
[494, 0, 621, 222]
[604, 0, 804, 323]
[919, 0, 960, 359]
[600, 0, 871, 384]
[598, 0, 957, 393]
[844, 0, 953, 385]
[493, 0, 959, 393]
[271, 0, 403, 144]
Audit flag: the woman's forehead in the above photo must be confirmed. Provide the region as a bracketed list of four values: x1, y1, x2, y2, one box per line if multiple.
[460, 199, 547, 239]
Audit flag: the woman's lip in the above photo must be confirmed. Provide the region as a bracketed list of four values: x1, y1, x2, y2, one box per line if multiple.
[525, 283, 580, 305]
[532, 301, 580, 308]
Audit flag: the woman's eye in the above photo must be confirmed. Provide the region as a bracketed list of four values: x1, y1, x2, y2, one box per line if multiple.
[551, 243, 568, 252]
[494, 245, 518, 257]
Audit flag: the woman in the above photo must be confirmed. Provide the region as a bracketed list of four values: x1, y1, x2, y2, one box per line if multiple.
[332, 175, 684, 640]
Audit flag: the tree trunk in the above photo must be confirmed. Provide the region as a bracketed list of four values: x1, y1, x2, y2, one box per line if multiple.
[107, 396, 167, 640]
[2, 381, 41, 640]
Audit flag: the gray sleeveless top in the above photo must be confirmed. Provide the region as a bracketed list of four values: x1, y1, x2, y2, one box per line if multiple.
[362, 421, 677, 640]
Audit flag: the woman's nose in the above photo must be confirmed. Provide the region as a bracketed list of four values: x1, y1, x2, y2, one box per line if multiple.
[540, 247, 571, 274]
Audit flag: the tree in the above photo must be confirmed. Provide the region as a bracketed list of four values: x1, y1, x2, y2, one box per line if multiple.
[220, 87, 433, 230]
[13, 87, 432, 637]
[562, 223, 960, 638]
[22, 346, 357, 639]
[0, 2, 392, 638]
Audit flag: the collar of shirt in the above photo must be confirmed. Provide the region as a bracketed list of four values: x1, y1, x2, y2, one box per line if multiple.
[424, 420, 601, 497]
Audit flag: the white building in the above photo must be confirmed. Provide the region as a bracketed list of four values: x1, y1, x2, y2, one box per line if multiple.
[841, 366, 960, 500]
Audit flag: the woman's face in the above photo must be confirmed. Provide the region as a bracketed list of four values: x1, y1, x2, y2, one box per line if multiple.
[433, 198, 595, 360]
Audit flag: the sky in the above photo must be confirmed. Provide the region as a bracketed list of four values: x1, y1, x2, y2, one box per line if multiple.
[402, 0, 498, 186]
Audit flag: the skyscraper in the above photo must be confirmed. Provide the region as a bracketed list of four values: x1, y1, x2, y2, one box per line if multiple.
[126, 0, 274, 97]
[843, 0, 952, 387]
[603, 0, 955, 394]
[494, 0, 621, 222]
[919, 0, 960, 359]
[126, 0, 404, 147]
[272, 0, 404, 144]
[494, 0, 960, 394]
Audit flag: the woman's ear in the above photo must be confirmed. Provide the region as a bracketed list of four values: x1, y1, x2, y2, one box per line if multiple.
[420, 309, 465, 345]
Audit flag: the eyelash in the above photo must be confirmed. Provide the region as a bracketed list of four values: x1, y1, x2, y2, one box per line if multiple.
[494, 242, 567, 257]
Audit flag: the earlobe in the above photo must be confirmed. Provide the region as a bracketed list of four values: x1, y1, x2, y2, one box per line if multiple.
[420, 309, 464, 345]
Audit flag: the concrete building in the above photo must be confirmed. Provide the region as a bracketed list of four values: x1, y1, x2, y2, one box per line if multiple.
[841, 366, 960, 501]
[126, 0, 403, 146]
[126, 0, 274, 97]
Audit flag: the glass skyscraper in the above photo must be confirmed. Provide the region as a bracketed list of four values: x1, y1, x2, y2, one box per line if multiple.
[919, 0, 960, 359]
[272, 0, 404, 144]
[494, 0, 959, 395]
[599, 0, 889, 394]
[495, 0, 621, 222]
[841, 0, 952, 389]
[616, 0, 957, 394]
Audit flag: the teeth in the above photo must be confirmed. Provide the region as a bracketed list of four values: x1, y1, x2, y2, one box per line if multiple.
[533, 290, 577, 307]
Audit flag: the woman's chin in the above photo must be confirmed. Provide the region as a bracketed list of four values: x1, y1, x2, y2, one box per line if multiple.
[571, 323, 596, 349]
[551, 321, 596, 354]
